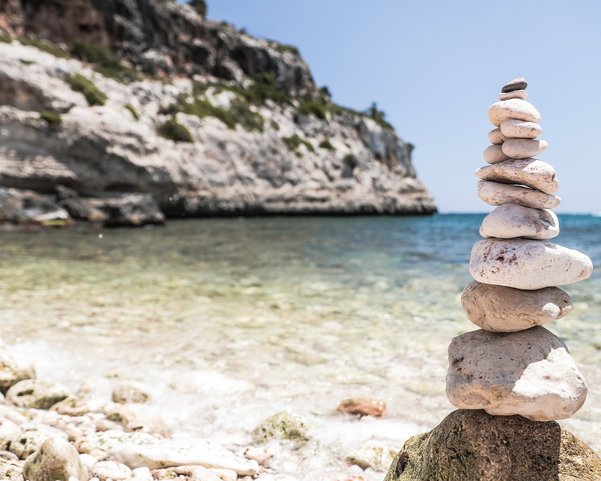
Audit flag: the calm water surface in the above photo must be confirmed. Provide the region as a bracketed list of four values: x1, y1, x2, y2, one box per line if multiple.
[0, 214, 600, 477]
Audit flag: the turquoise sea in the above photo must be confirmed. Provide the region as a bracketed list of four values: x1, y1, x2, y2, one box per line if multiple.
[1, 214, 599, 477]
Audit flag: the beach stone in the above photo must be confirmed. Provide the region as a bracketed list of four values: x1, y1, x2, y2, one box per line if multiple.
[132, 466, 153, 481]
[502, 138, 548, 159]
[91, 460, 132, 480]
[477, 180, 561, 209]
[488, 99, 540, 126]
[6, 380, 70, 410]
[500, 118, 542, 138]
[383, 410, 601, 481]
[0, 351, 35, 394]
[346, 441, 398, 472]
[476, 158, 559, 194]
[252, 412, 311, 446]
[0, 458, 24, 481]
[337, 398, 387, 417]
[50, 396, 90, 417]
[0, 451, 19, 462]
[0, 419, 21, 450]
[498, 89, 527, 101]
[102, 402, 168, 434]
[23, 437, 87, 481]
[480, 204, 559, 240]
[8, 430, 48, 460]
[447, 327, 587, 420]
[482, 144, 509, 164]
[487, 128, 506, 145]
[501, 77, 528, 93]
[112, 381, 150, 404]
[461, 281, 571, 332]
[469, 238, 593, 289]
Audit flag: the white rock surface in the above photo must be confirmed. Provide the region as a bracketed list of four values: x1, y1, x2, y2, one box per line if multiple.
[502, 138, 548, 159]
[345, 440, 398, 472]
[469, 238, 593, 289]
[461, 281, 572, 332]
[23, 437, 88, 481]
[91, 460, 132, 480]
[482, 144, 510, 164]
[476, 158, 559, 194]
[500, 118, 542, 139]
[488, 99, 541, 126]
[477, 180, 560, 209]
[498, 90, 527, 101]
[112, 381, 150, 404]
[446, 327, 588, 421]
[480, 204, 559, 240]
[487, 128, 506, 145]
[0, 350, 36, 393]
[6, 379, 70, 409]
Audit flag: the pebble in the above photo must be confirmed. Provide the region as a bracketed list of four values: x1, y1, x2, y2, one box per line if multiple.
[132, 466, 153, 481]
[487, 128, 506, 145]
[6, 380, 70, 410]
[345, 440, 398, 472]
[0, 419, 21, 450]
[480, 204, 559, 240]
[23, 437, 88, 481]
[336, 398, 387, 417]
[461, 281, 572, 332]
[488, 99, 540, 126]
[91, 460, 132, 480]
[500, 118, 542, 139]
[498, 89, 527, 101]
[501, 77, 527, 93]
[252, 412, 311, 446]
[0, 350, 36, 393]
[477, 180, 561, 209]
[476, 158, 559, 194]
[469, 238, 593, 290]
[502, 138, 548, 159]
[50, 396, 90, 417]
[482, 144, 510, 164]
[447, 327, 587, 421]
[112, 381, 150, 404]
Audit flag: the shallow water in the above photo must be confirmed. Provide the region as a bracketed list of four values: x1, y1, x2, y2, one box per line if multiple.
[1, 214, 600, 477]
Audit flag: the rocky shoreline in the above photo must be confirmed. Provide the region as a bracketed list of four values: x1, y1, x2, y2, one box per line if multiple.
[0, 0, 436, 227]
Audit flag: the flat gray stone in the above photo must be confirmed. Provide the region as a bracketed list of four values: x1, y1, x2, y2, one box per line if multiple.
[501, 77, 527, 93]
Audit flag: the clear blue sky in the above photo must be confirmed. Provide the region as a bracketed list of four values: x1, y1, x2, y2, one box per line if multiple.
[205, 1, 601, 213]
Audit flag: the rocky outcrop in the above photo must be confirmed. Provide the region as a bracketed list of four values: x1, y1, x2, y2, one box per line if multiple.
[385, 410, 601, 481]
[0, 0, 436, 226]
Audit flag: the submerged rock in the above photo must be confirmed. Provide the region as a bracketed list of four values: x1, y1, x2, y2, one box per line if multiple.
[252, 412, 311, 447]
[6, 380, 70, 410]
[0, 350, 35, 393]
[23, 437, 87, 481]
[384, 410, 601, 481]
[112, 381, 151, 404]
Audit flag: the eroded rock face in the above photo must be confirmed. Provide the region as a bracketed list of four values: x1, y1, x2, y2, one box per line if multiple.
[384, 410, 601, 481]
[446, 327, 587, 421]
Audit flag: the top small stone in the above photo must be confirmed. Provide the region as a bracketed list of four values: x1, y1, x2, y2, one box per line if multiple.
[502, 77, 528, 93]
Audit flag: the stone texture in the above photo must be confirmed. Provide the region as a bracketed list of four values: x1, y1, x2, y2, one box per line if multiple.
[476, 158, 559, 194]
[487, 128, 506, 145]
[336, 398, 387, 417]
[480, 204, 559, 240]
[0, 458, 23, 481]
[6, 380, 70, 410]
[501, 77, 528, 93]
[23, 437, 87, 481]
[112, 381, 150, 404]
[384, 410, 601, 481]
[252, 412, 311, 446]
[477, 180, 561, 209]
[498, 89, 527, 101]
[502, 138, 548, 159]
[469, 238, 593, 289]
[0, 350, 35, 394]
[482, 144, 509, 164]
[91, 460, 132, 480]
[446, 327, 587, 420]
[500, 118, 542, 139]
[461, 281, 571, 332]
[346, 441, 398, 472]
[488, 99, 540, 126]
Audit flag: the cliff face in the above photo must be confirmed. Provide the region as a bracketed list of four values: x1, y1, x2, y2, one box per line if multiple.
[0, 0, 436, 226]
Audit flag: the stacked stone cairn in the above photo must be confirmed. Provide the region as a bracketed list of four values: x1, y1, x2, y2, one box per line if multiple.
[446, 77, 594, 422]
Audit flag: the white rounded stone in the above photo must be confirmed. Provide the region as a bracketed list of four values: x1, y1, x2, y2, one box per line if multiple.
[461, 281, 571, 332]
[502, 138, 548, 159]
[483, 144, 510, 164]
[488, 99, 541, 126]
[480, 204, 559, 240]
[498, 90, 527, 101]
[477, 180, 560, 209]
[446, 327, 588, 421]
[469, 238, 593, 290]
[500, 119, 542, 139]
[476, 158, 559, 194]
[488, 128, 506, 145]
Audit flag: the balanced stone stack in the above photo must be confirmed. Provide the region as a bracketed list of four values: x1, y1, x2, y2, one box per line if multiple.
[446, 77, 594, 422]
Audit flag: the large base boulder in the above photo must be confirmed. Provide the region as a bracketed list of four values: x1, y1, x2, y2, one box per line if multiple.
[384, 410, 601, 481]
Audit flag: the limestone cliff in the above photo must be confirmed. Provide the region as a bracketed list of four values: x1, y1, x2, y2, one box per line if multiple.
[0, 0, 436, 226]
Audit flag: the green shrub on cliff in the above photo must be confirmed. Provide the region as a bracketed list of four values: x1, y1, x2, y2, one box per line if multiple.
[39, 111, 63, 127]
[0, 33, 12, 43]
[70, 40, 139, 82]
[189, 0, 207, 18]
[283, 134, 314, 154]
[158, 117, 193, 143]
[65, 73, 107, 106]
[319, 140, 335, 151]
[19, 37, 69, 58]
[298, 97, 328, 120]
[124, 103, 140, 120]
[275, 43, 300, 57]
